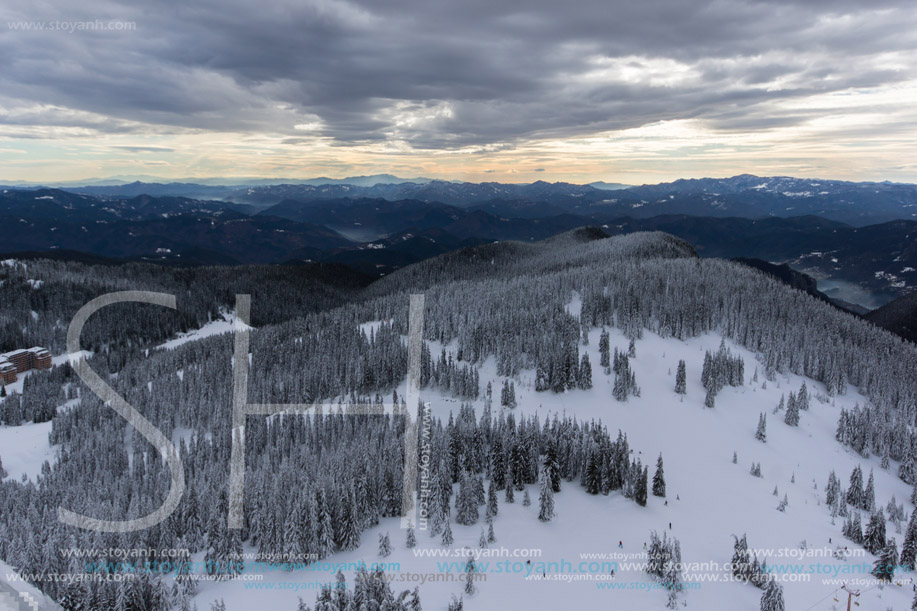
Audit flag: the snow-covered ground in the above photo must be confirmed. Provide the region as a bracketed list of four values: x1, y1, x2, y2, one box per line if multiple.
[0, 350, 89, 482]
[157, 311, 248, 350]
[191, 312, 915, 611]
[0, 420, 55, 481]
[0, 559, 64, 611]
[51, 350, 91, 368]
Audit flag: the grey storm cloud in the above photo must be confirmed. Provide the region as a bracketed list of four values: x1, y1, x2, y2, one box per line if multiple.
[0, 0, 915, 149]
[112, 145, 175, 153]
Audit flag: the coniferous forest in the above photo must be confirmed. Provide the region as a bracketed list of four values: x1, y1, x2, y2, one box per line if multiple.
[1, 229, 916, 611]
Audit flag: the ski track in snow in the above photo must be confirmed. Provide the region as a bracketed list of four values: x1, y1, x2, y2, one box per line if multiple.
[156, 311, 247, 350]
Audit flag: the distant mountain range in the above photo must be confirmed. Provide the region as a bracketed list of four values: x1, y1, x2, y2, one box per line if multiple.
[0, 173, 442, 188]
[2, 173, 909, 227]
[2, 174, 916, 310]
[2, 185, 916, 309]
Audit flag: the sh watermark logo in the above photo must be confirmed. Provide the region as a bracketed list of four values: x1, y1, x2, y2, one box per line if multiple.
[60, 292, 430, 534]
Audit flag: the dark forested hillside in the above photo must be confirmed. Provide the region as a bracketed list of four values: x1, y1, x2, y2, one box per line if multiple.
[865, 290, 917, 343]
[0, 260, 371, 353]
[4, 187, 917, 303]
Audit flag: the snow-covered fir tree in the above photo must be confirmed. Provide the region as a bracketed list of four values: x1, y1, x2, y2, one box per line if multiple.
[783, 392, 799, 426]
[464, 556, 477, 595]
[538, 464, 555, 522]
[872, 538, 898, 583]
[760, 580, 785, 611]
[675, 359, 687, 394]
[378, 532, 392, 557]
[755, 413, 767, 442]
[653, 454, 666, 497]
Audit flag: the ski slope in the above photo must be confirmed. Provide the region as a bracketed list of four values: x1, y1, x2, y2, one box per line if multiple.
[193, 316, 915, 611]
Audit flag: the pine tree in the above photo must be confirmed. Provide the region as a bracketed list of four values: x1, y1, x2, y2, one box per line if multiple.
[755, 413, 767, 442]
[479, 528, 488, 549]
[675, 360, 686, 395]
[535, 365, 548, 392]
[664, 558, 681, 610]
[760, 580, 785, 611]
[578, 353, 593, 390]
[378, 532, 392, 557]
[599, 330, 610, 369]
[851, 512, 864, 544]
[783, 393, 799, 426]
[501, 380, 517, 407]
[825, 471, 839, 507]
[456, 473, 479, 526]
[704, 387, 715, 408]
[731, 534, 751, 581]
[872, 538, 898, 582]
[538, 465, 555, 522]
[666, 588, 678, 610]
[797, 382, 809, 410]
[487, 522, 495, 544]
[406, 525, 416, 549]
[847, 466, 864, 509]
[338, 492, 361, 551]
[777, 494, 788, 512]
[613, 368, 629, 402]
[523, 490, 531, 506]
[635, 466, 648, 506]
[441, 521, 454, 547]
[653, 454, 666, 497]
[487, 479, 499, 517]
[544, 440, 561, 493]
[901, 510, 917, 570]
[464, 557, 476, 595]
[864, 470, 876, 512]
[405, 587, 422, 611]
[864, 510, 887, 555]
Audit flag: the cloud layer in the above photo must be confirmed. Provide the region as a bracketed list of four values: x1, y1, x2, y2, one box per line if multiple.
[1, 0, 915, 181]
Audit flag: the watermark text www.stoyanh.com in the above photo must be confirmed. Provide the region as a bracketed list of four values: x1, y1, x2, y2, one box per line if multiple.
[7, 20, 136, 33]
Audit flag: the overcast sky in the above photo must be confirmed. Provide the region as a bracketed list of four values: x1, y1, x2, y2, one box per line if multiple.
[1, 0, 916, 184]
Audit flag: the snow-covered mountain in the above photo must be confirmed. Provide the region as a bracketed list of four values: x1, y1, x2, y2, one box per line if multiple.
[0, 229, 915, 611]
